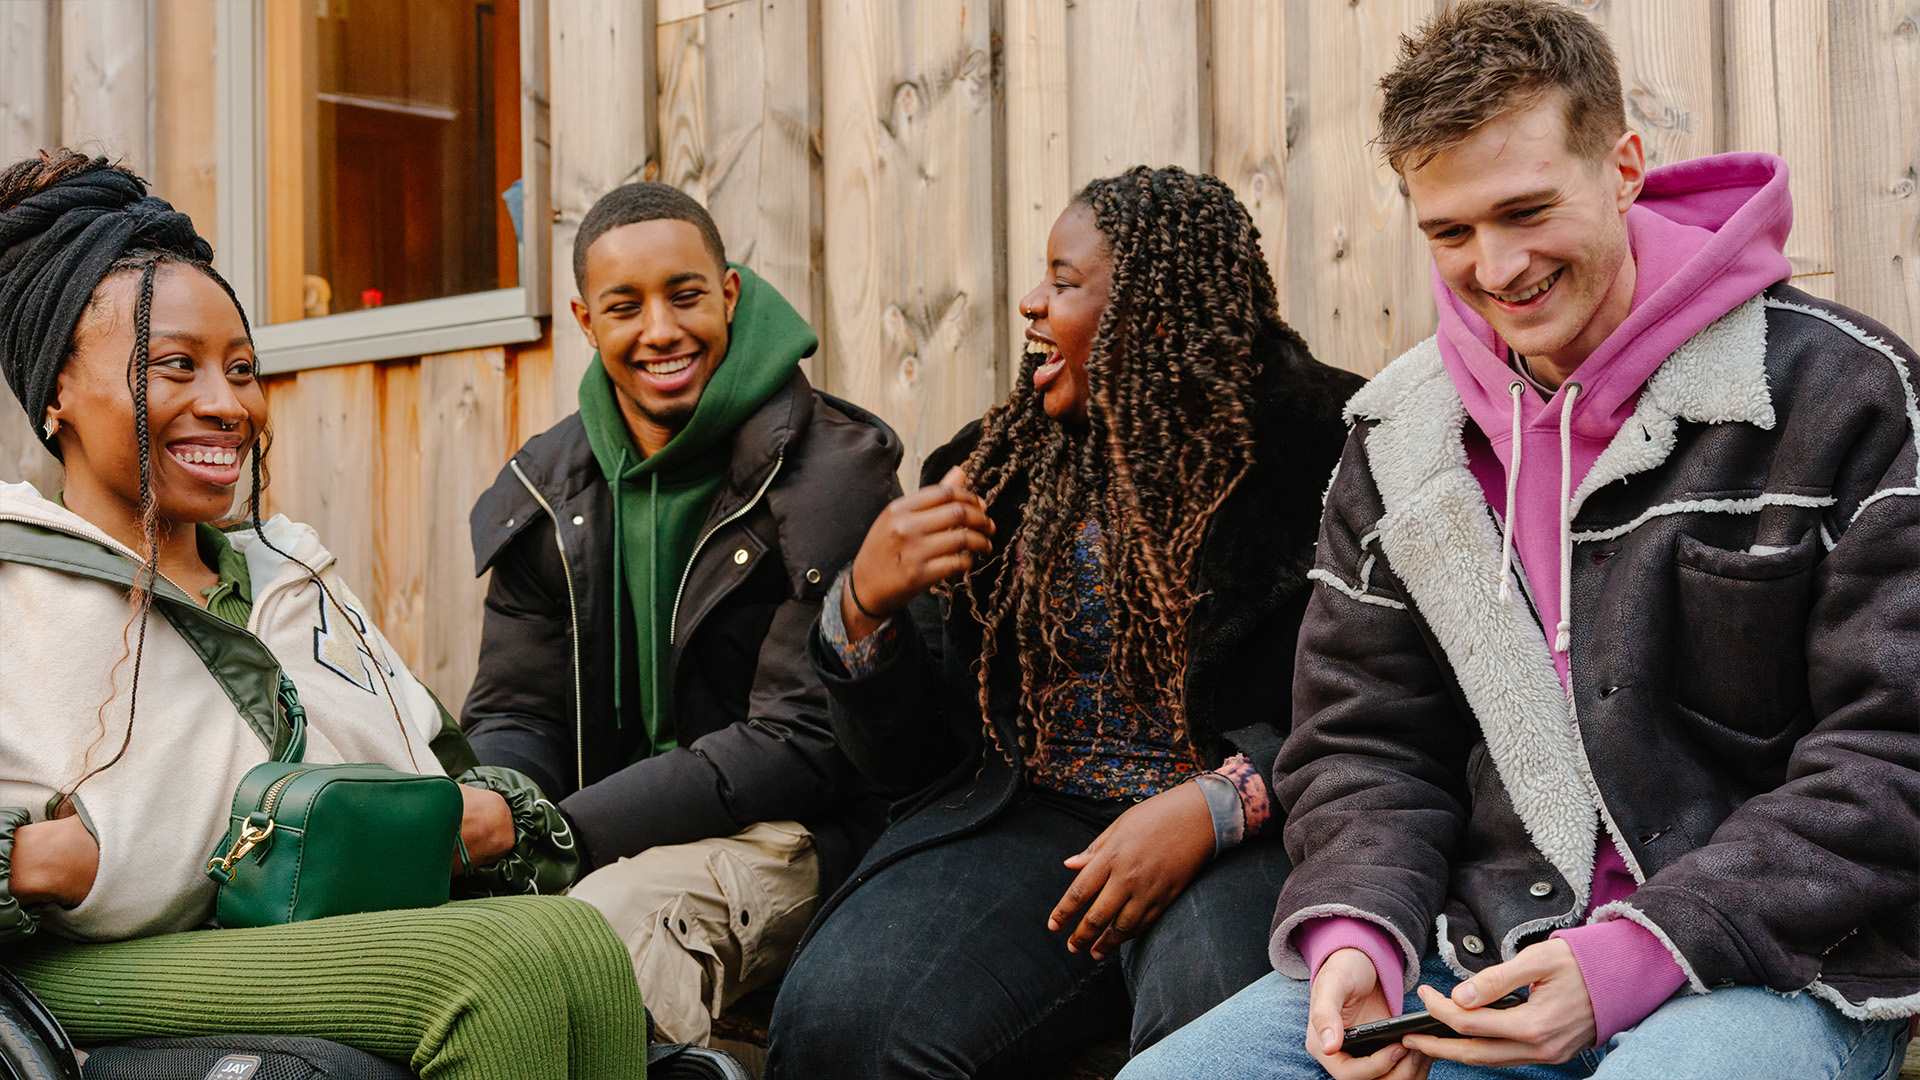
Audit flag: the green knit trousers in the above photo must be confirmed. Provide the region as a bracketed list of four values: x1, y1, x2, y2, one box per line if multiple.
[7, 896, 646, 1080]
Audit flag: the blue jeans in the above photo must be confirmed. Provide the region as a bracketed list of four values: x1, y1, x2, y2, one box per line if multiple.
[1118, 949, 1911, 1080]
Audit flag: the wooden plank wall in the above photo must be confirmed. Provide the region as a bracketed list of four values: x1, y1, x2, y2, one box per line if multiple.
[3, 0, 1915, 714]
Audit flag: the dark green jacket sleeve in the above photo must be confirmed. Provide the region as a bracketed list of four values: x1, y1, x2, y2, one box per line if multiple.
[0, 806, 40, 944]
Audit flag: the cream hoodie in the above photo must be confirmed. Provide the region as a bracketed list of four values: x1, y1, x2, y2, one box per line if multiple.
[0, 481, 447, 941]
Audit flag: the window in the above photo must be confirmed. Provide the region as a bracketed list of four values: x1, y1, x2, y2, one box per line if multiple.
[217, 0, 548, 373]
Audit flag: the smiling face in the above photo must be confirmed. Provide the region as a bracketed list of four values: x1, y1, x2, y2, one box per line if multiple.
[571, 219, 741, 455]
[1017, 202, 1112, 424]
[1406, 92, 1645, 377]
[49, 263, 264, 528]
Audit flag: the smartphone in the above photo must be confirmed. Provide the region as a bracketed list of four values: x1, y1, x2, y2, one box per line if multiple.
[1340, 991, 1527, 1058]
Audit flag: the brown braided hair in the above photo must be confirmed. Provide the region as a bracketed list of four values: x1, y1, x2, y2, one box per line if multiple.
[956, 165, 1301, 768]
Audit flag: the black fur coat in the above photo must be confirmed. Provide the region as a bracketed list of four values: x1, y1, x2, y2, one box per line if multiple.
[800, 328, 1364, 930]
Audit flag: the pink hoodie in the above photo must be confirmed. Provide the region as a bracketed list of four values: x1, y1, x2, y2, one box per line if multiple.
[1300, 154, 1795, 1046]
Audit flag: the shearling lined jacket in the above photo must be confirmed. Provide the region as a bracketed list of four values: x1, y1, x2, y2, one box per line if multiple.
[1270, 284, 1919, 1020]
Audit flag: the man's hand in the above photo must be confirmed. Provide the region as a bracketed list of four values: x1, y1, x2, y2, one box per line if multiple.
[841, 467, 994, 640]
[1046, 782, 1213, 960]
[454, 785, 516, 875]
[1403, 938, 1594, 1066]
[1308, 948, 1430, 1079]
[10, 814, 100, 908]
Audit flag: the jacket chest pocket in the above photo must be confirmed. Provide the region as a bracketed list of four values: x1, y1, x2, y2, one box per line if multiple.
[1670, 530, 1820, 736]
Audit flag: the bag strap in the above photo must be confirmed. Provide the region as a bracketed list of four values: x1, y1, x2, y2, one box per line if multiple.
[276, 674, 308, 764]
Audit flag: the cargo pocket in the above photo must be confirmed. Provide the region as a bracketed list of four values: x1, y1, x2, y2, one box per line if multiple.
[1671, 529, 1820, 736]
[709, 820, 818, 995]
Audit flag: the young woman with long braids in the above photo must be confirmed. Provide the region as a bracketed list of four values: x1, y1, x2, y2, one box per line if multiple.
[766, 166, 1365, 1076]
[0, 150, 647, 1078]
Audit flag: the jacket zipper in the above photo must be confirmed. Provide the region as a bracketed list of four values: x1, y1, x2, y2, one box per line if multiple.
[510, 459, 588, 794]
[669, 452, 784, 647]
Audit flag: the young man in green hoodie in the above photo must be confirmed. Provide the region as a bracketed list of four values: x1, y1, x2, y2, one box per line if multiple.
[462, 182, 902, 1045]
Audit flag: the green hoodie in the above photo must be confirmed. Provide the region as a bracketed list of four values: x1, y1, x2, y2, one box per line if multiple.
[576, 264, 816, 759]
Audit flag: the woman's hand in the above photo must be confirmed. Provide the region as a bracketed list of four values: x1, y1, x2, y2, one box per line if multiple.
[1045, 781, 1214, 960]
[10, 815, 100, 908]
[1403, 938, 1594, 1066]
[1308, 948, 1430, 1079]
[454, 785, 515, 874]
[841, 467, 995, 641]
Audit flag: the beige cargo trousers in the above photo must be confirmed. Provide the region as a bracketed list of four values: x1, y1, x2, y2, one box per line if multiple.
[568, 819, 820, 1045]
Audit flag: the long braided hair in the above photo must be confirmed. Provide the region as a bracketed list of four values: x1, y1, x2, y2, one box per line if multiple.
[957, 166, 1301, 767]
[0, 150, 413, 799]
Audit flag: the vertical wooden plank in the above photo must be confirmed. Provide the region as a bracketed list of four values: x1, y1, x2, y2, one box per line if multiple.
[1064, 0, 1203, 184]
[703, 0, 824, 341]
[60, 0, 149, 171]
[821, 0, 999, 485]
[263, 0, 315, 325]
[0, 0, 62, 494]
[657, 14, 709, 202]
[550, 0, 658, 415]
[1829, 1, 1919, 343]
[152, 0, 218, 245]
[1566, 0, 1717, 169]
[1287, 0, 1435, 377]
[1002, 0, 1072, 385]
[418, 349, 512, 707]
[511, 329, 558, 450]
[0, 0, 56, 162]
[1722, 0, 1834, 282]
[261, 366, 378, 596]
[375, 361, 426, 677]
[1210, 0, 1289, 315]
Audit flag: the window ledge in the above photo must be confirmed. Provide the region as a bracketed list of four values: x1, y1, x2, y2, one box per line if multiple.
[256, 288, 544, 374]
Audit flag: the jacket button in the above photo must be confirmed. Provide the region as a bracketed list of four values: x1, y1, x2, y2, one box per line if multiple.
[1529, 881, 1553, 898]
[805, 568, 822, 584]
[733, 548, 750, 565]
[1600, 684, 1622, 698]
[1461, 934, 1485, 955]
[505, 517, 515, 528]
[572, 515, 585, 526]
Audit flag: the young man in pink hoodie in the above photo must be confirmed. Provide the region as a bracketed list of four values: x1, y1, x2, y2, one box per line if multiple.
[1119, 2, 1918, 1078]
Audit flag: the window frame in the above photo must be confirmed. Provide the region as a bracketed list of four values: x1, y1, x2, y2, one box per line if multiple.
[214, 0, 550, 375]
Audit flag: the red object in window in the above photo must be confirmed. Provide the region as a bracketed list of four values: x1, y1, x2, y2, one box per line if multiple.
[360, 288, 384, 309]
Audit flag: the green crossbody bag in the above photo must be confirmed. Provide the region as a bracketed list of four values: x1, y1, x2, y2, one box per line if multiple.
[204, 679, 464, 928]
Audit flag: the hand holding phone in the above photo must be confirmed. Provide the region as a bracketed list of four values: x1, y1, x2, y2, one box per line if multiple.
[1341, 991, 1527, 1057]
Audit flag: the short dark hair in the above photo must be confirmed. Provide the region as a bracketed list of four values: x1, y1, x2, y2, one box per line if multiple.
[1377, 0, 1626, 174]
[572, 181, 727, 293]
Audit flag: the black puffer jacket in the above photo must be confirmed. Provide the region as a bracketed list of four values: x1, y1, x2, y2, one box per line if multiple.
[1272, 286, 1919, 1019]
[462, 370, 901, 892]
[803, 332, 1364, 940]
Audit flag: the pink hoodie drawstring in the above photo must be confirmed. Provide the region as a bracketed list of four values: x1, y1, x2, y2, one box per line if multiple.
[1498, 381, 1525, 603]
[1554, 382, 1582, 653]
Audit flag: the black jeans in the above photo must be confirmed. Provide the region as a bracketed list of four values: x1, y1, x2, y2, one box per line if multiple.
[765, 789, 1288, 1079]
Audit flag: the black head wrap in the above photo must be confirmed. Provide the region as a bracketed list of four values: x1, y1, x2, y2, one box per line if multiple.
[0, 162, 212, 455]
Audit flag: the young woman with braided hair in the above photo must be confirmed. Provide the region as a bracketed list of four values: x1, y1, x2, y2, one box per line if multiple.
[0, 150, 647, 1078]
[767, 166, 1364, 1077]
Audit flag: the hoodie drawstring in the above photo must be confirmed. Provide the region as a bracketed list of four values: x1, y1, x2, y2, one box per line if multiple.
[1554, 382, 1581, 653]
[1496, 377, 1582, 656]
[1498, 381, 1525, 602]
